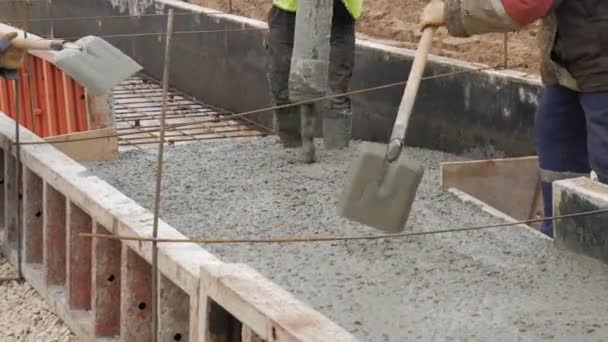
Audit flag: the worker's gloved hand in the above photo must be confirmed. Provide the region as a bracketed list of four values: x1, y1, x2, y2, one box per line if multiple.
[0, 32, 26, 70]
[420, 0, 446, 30]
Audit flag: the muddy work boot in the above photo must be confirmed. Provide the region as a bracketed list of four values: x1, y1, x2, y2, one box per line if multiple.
[275, 108, 302, 148]
[323, 109, 352, 149]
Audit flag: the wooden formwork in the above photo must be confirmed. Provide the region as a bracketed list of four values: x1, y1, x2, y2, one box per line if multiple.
[0, 112, 356, 341]
[440, 157, 544, 228]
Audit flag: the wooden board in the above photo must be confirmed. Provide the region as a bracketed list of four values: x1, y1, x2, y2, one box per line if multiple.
[45, 128, 119, 162]
[441, 156, 543, 222]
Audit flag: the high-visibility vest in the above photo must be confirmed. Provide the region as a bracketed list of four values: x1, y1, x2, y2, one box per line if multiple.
[273, 0, 362, 19]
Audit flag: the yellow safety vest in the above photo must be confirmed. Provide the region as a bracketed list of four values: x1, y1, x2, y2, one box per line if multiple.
[273, 0, 362, 19]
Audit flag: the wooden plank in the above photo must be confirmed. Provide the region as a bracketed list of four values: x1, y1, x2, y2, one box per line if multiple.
[44, 128, 119, 162]
[440, 156, 542, 221]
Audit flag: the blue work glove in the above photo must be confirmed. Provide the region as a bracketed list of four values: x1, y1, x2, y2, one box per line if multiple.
[0, 32, 25, 79]
[0, 36, 12, 53]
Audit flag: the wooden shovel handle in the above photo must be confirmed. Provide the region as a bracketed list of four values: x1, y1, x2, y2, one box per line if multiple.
[11, 38, 65, 51]
[389, 27, 435, 144]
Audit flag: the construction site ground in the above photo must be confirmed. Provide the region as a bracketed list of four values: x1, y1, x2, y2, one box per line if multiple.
[86, 138, 608, 341]
[196, 0, 540, 74]
[0, 257, 76, 341]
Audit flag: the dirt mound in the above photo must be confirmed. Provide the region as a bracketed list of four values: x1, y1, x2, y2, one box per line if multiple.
[194, 0, 540, 73]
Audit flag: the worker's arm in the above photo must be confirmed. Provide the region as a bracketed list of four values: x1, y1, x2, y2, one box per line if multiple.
[0, 32, 25, 77]
[422, 0, 560, 37]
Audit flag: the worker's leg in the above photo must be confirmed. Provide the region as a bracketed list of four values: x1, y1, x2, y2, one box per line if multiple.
[535, 85, 590, 237]
[324, 1, 356, 149]
[266, 6, 301, 147]
[580, 91, 608, 184]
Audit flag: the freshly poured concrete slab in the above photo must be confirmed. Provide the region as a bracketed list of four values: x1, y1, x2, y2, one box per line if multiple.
[86, 137, 608, 341]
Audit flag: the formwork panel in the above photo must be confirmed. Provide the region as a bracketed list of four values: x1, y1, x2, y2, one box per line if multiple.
[23, 167, 43, 264]
[121, 246, 153, 341]
[3, 152, 17, 249]
[43, 182, 67, 286]
[159, 274, 190, 342]
[66, 201, 93, 310]
[92, 223, 121, 338]
[0, 56, 90, 138]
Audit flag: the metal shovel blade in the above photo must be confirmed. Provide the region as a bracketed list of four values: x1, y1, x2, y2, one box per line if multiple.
[55, 36, 143, 95]
[337, 142, 424, 233]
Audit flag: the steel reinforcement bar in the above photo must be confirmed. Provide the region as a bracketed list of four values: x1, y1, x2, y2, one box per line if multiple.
[0, 112, 356, 341]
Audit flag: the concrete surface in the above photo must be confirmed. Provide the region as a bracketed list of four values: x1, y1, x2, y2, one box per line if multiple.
[554, 178, 608, 264]
[0, 257, 77, 341]
[86, 137, 608, 341]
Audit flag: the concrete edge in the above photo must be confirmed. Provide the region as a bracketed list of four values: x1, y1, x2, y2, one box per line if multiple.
[554, 177, 608, 207]
[553, 177, 608, 264]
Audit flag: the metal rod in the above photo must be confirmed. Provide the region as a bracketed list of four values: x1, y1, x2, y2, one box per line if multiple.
[23, 0, 37, 136]
[0, 0, 43, 3]
[19, 65, 501, 146]
[0, 10, 229, 23]
[56, 27, 266, 40]
[151, 9, 174, 342]
[14, 78, 23, 280]
[47, 0, 53, 39]
[78, 208, 608, 244]
[0, 277, 20, 284]
[300, 104, 315, 163]
[503, 33, 508, 69]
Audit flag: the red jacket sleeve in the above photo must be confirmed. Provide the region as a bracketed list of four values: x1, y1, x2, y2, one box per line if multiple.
[445, 0, 558, 37]
[502, 0, 554, 25]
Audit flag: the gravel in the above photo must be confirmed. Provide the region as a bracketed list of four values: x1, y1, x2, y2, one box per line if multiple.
[0, 257, 77, 342]
[86, 137, 608, 341]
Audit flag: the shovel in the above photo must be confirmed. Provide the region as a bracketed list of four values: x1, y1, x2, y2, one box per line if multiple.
[12, 36, 142, 95]
[337, 27, 436, 233]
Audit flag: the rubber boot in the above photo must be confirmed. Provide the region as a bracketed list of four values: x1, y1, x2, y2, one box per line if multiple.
[300, 104, 316, 163]
[323, 109, 351, 149]
[274, 108, 302, 148]
[539, 181, 554, 238]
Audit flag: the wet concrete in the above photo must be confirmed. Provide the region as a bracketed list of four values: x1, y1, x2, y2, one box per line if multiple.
[86, 138, 608, 341]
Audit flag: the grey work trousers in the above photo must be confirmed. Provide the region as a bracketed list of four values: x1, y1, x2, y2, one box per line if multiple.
[265, 2, 356, 148]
